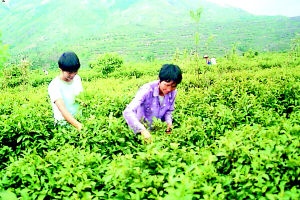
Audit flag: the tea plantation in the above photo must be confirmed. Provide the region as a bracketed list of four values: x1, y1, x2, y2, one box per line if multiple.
[0, 52, 299, 199]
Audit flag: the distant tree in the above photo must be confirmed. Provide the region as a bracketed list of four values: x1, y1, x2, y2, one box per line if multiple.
[290, 33, 300, 58]
[226, 42, 239, 62]
[189, 7, 203, 55]
[205, 34, 215, 54]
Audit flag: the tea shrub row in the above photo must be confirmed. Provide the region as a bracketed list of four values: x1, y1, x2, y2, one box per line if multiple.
[0, 53, 299, 199]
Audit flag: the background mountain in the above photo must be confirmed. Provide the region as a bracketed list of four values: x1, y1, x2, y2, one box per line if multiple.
[0, 0, 299, 68]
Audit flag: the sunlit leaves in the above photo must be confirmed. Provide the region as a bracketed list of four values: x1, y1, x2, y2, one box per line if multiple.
[0, 53, 299, 199]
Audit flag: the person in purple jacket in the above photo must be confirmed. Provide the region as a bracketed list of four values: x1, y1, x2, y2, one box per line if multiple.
[123, 64, 182, 141]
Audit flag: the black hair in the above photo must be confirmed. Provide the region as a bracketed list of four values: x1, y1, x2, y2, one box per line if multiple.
[58, 51, 80, 72]
[159, 64, 182, 85]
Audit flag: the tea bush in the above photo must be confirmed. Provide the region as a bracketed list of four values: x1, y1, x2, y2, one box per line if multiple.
[2, 59, 31, 88]
[0, 52, 299, 199]
[89, 53, 124, 75]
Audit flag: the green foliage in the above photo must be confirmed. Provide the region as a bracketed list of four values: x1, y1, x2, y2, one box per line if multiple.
[205, 34, 215, 53]
[0, 52, 299, 199]
[225, 43, 239, 62]
[2, 59, 31, 88]
[89, 53, 124, 75]
[290, 33, 300, 58]
[189, 7, 203, 49]
[243, 48, 258, 58]
[189, 7, 203, 24]
[0, 190, 17, 200]
[0, 31, 9, 70]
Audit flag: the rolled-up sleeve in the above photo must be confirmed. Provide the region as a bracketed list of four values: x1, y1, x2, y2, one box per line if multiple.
[123, 86, 150, 133]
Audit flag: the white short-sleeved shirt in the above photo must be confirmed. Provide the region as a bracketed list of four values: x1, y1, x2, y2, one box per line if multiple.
[48, 75, 83, 122]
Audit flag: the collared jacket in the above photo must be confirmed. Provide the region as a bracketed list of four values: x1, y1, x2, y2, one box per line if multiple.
[123, 80, 177, 133]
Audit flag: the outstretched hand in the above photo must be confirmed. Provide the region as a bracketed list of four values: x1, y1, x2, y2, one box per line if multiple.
[141, 130, 152, 143]
[75, 122, 83, 131]
[166, 124, 172, 134]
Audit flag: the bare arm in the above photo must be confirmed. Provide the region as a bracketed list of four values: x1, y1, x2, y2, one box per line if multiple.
[54, 98, 82, 131]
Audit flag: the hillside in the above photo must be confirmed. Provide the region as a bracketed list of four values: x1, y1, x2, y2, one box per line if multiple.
[0, 0, 299, 67]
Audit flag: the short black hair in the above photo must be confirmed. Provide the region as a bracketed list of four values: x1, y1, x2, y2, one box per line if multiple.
[58, 51, 80, 72]
[159, 64, 182, 85]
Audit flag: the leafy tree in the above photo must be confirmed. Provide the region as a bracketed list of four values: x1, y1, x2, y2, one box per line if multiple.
[290, 33, 300, 58]
[205, 34, 215, 53]
[189, 7, 203, 55]
[190, 8, 209, 78]
[225, 42, 239, 62]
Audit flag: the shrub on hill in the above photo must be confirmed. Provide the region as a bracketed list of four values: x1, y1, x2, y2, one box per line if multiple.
[89, 53, 124, 75]
[2, 59, 31, 88]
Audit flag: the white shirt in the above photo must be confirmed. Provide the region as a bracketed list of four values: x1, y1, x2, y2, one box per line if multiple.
[159, 95, 165, 105]
[211, 57, 217, 65]
[48, 75, 83, 122]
